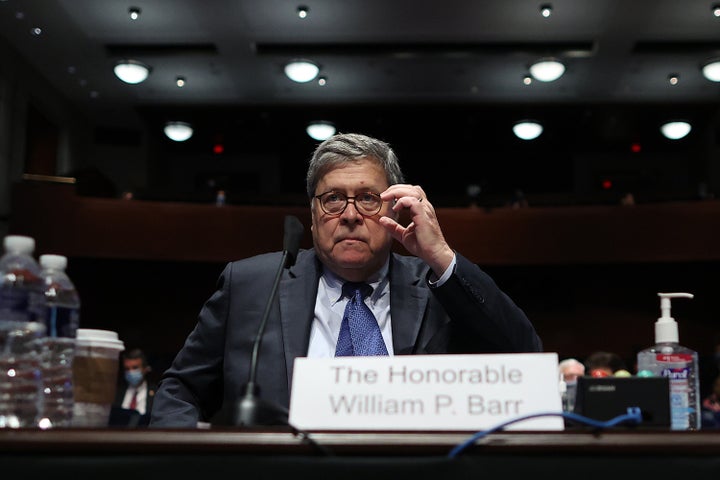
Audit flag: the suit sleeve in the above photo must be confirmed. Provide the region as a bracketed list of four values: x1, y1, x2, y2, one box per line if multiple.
[430, 253, 542, 353]
[149, 263, 232, 428]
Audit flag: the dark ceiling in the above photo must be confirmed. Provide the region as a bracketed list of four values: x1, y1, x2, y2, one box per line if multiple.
[2, 0, 720, 206]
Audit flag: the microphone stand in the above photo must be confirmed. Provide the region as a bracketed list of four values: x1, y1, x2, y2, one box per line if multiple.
[234, 215, 303, 427]
[234, 250, 291, 426]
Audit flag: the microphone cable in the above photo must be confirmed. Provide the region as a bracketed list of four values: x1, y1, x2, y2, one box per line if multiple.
[447, 407, 643, 458]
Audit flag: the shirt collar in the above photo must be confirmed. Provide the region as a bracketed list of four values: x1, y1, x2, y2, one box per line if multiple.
[322, 258, 390, 304]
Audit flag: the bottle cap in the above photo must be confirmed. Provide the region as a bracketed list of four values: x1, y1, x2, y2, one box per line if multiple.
[3, 235, 35, 254]
[40, 254, 68, 271]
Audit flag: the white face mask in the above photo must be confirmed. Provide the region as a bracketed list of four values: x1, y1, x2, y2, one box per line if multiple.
[125, 370, 144, 387]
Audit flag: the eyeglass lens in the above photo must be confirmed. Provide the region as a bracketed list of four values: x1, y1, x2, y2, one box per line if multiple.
[320, 192, 381, 215]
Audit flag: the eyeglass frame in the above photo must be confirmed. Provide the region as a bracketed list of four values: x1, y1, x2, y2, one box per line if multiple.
[313, 190, 385, 216]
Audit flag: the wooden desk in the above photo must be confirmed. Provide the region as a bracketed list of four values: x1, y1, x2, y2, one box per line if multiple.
[3, 429, 720, 477]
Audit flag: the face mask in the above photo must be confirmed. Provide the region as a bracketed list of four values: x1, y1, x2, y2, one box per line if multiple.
[125, 370, 144, 387]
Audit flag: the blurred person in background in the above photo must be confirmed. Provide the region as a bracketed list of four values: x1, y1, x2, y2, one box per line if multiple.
[111, 348, 156, 426]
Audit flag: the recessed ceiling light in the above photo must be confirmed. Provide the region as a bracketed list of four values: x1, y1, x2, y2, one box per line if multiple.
[128, 7, 141, 20]
[318, 76, 327, 86]
[30, 27, 42, 36]
[513, 121, 543, 140]
[284, 60, 319, 83]
[164, 121, 193, 142]
[523, 75, 532, 85]
[713, 4, 720, 17]
[306, 121, 336, 141]
[529, 59, 565, 82]
[540, 4, 552, 17]
[668, 74, 679, 85]
[660, 121, 691, 140]
[114, 59, 151, 84]
[297, 6, 309, 18]
[176, 76, 186, 87]
[701, 59, 720, 82]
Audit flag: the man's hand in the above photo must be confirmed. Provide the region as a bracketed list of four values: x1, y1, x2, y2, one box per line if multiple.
[379, 184, 454, 277]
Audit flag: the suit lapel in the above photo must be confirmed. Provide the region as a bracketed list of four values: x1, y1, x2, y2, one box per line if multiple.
[278, 250, 321, 391]
[276, 252, 432, 390]
[389, 255, 430, 355]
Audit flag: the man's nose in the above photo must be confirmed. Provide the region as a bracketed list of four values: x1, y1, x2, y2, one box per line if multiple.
[340, 199, 362, 222]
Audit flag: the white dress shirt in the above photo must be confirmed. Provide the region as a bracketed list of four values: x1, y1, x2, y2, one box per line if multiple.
[307, 254, 456, 358]
[121, 381, 149, 415]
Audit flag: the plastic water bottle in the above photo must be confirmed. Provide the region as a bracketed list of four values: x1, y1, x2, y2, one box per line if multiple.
[0, 235, 46, 428]
[38, 254, 80, 428]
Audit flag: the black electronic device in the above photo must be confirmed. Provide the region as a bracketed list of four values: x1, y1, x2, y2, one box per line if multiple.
[573, 376, 671, 428]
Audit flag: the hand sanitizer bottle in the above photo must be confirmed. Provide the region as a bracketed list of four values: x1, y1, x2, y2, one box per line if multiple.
[636, 292, 700, 430]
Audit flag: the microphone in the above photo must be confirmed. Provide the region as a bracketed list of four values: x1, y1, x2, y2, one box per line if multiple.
[282, 214, 304, 268]
[235, 215, 304, 426]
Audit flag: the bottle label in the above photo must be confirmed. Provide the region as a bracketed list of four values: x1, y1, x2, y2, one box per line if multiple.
[654, 353, 695, 430]
[656, 353, 693, 363]
[0, 288, 29, 311]
[45, 306, 80, 338]
[0, 286, 45, 322]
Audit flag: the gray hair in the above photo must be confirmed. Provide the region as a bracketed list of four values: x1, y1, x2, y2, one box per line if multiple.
[306, 133, 405, 198]
[558, 358, 585, 373]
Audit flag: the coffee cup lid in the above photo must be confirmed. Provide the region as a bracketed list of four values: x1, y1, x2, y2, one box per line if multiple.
[75, 328, 125, 351]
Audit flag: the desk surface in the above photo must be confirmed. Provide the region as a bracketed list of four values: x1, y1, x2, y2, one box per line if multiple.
[3, 428, 720, 455]
[4, 429, 720, 478]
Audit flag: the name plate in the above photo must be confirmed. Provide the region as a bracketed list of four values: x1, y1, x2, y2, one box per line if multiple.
[289, 353, 563, 431]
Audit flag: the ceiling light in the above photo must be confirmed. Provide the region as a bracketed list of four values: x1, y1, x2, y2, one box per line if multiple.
[114, 59, 150, 84]
[284, 60, 319, 83]
[668, 74, 679, 85]
[318, 76, 327, 86]
[176, 76, 186, 87]
[128, 7, 141, 20]
[523, 75, 532, 85]
[701, 59, 720, 82]
[164, 121, 193, 142]
[306, 121, 336, 141]
[529, 59, 565, 82]
[660, 121, 691, 140]
[297, 6, 309, 18]
[713, 4, 720, 17]
[513, 121, 543, 141]
[540, 4, 552, 17]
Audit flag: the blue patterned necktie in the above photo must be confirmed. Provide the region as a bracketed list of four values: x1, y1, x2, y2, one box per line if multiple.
[335, 282, 389, 357]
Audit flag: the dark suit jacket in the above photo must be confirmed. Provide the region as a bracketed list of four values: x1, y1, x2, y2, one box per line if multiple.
[149, 249, 542, 427]
[111, 381, 157, 427]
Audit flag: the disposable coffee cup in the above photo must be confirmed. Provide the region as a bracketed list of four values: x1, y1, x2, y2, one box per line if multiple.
[71, 329, 124, 427]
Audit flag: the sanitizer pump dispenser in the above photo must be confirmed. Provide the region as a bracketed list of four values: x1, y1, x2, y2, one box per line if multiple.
[637, 292, 700, 430]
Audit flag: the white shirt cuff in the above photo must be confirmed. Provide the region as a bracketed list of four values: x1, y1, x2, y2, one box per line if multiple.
[428, 253, 457, 288]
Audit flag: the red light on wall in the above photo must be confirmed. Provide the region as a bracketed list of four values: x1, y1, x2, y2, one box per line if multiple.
[213, 143, 224, 154]
[630, 142, 642, 153]
[601, 179, 613, 190]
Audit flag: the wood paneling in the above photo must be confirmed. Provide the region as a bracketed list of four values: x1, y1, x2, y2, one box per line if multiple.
[11, 181, 720, 265]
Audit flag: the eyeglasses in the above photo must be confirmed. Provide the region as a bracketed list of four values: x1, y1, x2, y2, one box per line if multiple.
[314, 191, 384, 216]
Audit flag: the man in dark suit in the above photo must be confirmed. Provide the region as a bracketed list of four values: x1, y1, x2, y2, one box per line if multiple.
[112, 348, 157, 426]
[150, 133, 542, 428]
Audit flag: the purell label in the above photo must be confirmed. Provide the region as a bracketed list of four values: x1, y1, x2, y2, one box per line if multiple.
[656, 353, 693, 363]
[661, 367, 690, 380]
